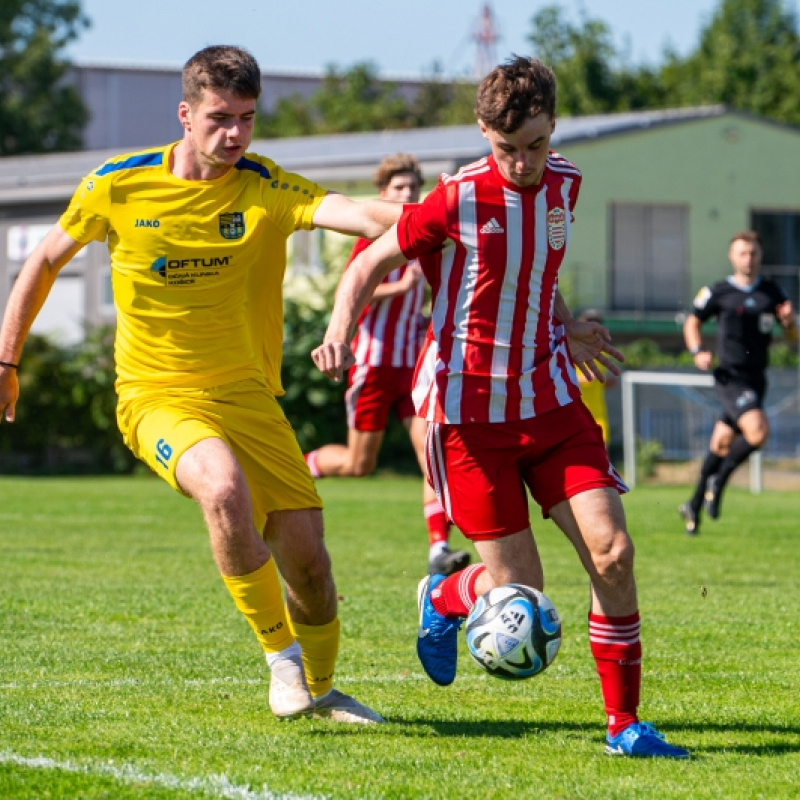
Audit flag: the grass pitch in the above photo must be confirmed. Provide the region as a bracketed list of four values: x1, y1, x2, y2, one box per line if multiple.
[1, 474, 798, 799]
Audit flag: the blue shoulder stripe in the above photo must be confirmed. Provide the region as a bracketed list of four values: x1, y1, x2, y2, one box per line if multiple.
[236, 156, 271, 179]
[95, 151, 164, 176]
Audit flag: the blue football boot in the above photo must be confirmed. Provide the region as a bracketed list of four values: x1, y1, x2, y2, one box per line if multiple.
[416, 574, 463, 686]
[605, 721, 690, 759]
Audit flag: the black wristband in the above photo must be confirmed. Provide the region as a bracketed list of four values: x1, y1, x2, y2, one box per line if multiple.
[0, 360, 19, 369]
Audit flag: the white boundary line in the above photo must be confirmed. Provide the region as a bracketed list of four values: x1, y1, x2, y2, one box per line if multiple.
[0, 751, 325, 800]
[0, 673, 432, 691]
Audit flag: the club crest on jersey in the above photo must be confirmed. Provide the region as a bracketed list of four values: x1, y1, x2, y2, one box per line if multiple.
[219, 212, 245, 240]
[547, 207, 566, 250]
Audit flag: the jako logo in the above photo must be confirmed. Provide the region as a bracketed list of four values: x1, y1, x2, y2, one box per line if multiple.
[260, 622, 284, 635]
[135, 219, 160, 228]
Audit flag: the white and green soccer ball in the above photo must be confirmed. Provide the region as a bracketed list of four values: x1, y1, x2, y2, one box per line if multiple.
[465, 584, 562, 680]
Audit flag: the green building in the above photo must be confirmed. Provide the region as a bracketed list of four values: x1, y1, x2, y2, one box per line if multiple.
[1, 105, 798, 346]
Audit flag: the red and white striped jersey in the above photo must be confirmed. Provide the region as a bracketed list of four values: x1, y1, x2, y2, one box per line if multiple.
[347, 237, 426, 368]
[397, 152, 583, 424]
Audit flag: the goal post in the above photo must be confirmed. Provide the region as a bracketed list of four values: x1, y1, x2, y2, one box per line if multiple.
[620, 370, 762, 491]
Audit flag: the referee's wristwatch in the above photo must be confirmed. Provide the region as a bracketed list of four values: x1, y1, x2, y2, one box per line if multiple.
[689, 345, 702, 356]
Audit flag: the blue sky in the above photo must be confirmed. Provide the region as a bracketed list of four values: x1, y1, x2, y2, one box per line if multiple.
[64, 0, 747, 77]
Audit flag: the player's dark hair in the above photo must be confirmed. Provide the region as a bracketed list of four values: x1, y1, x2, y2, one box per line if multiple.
[373, 153, 424, 191]
[475, 55, 557, 133]
[730, 230, 762, 247]
[183, 45, 261, 105]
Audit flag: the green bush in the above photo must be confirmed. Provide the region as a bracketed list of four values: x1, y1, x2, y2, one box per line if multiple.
[278, 280, 419, 472]
[16, 318, 791, 478]
[618, 336, 799, 370]
[0, 328, 136, 474]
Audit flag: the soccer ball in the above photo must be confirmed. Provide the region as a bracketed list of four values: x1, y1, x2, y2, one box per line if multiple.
[465, 584, 562, 680]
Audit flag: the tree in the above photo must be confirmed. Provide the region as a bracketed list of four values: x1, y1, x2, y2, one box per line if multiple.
[528, 6, 622, 115]
[0, 0, 89, 155]
[406, 62, 477, 128]
[527, 5, 666, 115]
[257, 62, 411, 138]
[660, 0, 800, 124]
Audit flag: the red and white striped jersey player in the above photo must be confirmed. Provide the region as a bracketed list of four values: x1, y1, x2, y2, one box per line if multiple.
[305, 153, 470, 577]
[313, 57, 689, 759]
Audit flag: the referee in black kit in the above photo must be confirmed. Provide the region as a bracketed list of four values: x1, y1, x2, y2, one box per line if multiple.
[679, 230, 797, 535]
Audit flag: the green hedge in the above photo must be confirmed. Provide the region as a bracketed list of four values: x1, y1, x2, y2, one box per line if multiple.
[0, 327, 135, 474]
[0, 304, 419, 475]
[5, 323, 792, 476]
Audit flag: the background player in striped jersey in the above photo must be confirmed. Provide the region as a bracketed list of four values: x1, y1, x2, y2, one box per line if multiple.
[313, 56, 689, 758]
[304, 154, 471, 577]
[679, 230, 797, 535]
[0, 45, 404, 727]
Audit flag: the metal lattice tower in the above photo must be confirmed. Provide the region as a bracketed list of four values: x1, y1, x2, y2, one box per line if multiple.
[473, 3, 499, 79]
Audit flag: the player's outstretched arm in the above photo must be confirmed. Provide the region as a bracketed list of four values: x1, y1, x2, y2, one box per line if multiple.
[312, 192, 404, 240]
[312, 226, 407, 382]
[0, 225, 84, 423]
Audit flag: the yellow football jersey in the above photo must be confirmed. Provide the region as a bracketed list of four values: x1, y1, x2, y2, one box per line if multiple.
[577, 370, 610, 445]
[59, 143, 327, 393]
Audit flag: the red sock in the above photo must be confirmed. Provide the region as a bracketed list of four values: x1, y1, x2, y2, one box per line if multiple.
[430, 564, 486, 617]
[424, 499, 449, 546]
[589, 612, 642, 736]
[304, 450, 321, 478]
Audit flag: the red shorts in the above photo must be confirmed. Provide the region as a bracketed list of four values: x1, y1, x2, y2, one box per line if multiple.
[425, 401, 627, 540]
[345, 364, 416, 432]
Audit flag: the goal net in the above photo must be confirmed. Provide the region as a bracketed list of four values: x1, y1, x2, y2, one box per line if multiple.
[620, 369, 800, 489]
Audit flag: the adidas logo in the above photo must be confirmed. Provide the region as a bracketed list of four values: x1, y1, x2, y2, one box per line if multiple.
[480, 217, 504, 234]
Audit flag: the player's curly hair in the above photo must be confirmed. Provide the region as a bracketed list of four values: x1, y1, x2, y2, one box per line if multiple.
[182, 45, 261, 105]
[475, 55, 556, 133]
[373, 153, 424, 191]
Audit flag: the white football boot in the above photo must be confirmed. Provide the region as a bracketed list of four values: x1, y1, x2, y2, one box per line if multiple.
[313, 688, 385, 724]
[267, 652, 314, 720]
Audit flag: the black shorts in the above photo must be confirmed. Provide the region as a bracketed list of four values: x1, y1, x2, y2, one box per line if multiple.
[713, 367, 766, 428]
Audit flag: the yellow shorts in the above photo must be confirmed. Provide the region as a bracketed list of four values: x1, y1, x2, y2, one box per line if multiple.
[117, 378, 322, 532]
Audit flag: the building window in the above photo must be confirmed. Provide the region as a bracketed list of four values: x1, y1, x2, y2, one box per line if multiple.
[7, 223, 85, 262]
[751, 210, 800, 305]
[609, 203, 688, 313]
[288, 229, 324, 277]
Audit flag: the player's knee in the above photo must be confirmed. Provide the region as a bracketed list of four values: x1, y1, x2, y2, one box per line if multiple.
[591, 534, 635, 586]
[292, 543, 334, 589]
[194, 469, 251, 531]
[198, 473, 239, 511]
[745, 422, 769, 448]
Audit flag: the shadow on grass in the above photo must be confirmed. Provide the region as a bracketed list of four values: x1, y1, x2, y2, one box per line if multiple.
[304, 717, 800, 758]
[305, 717, 601, 739]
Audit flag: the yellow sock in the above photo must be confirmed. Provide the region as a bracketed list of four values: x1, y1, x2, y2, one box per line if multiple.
[289, 617, 340, 697]
[221, 558, 294, 653]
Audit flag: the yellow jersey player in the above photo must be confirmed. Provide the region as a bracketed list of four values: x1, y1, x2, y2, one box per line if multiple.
[575, 310, 617, 447]
[0, 45, 403, 724]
